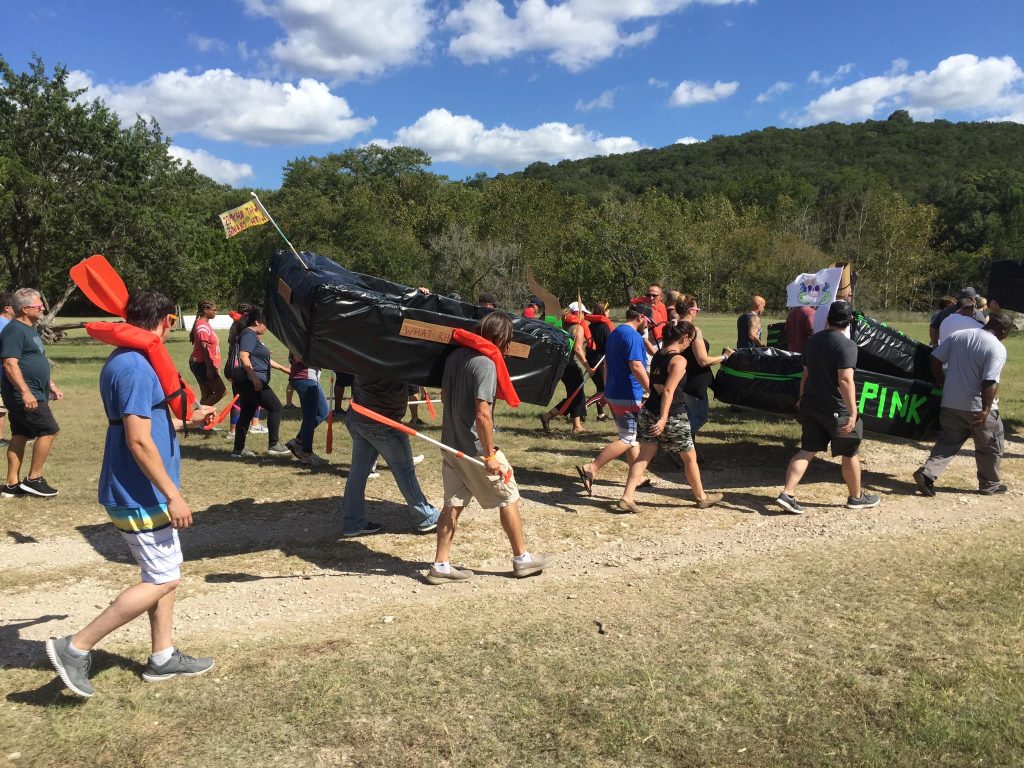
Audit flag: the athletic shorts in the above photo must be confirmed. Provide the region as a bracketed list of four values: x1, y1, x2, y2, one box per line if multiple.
[799, 406, 862, 457]
[605, 397, 642, 446]
[8, 400, 59, 439]
[637, 409, 694, 454]
[105, 504, 183, 585]
[441, 449, 520, 510]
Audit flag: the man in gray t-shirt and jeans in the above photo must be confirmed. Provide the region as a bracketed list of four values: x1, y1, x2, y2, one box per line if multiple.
[428, 312, 552, 585]
[914, 313, 1012, 496]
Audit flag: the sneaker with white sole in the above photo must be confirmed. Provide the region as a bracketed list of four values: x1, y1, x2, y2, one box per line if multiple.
[19, 476, 58, 497]
[230, 449, 257, 458]
[412, 454, 425, 465]
[426, 565, 473, 585]
[267, 443, 292, 456]
[512, 553, 552, 578]
[341, 521, 383, 538]
[1, 483, 27, 498]
[846, 493, 881, 509]
[249, 424, 268, 434]
[142, 649, 214, 682]
[775, 492, 805, 514]
[45, 636, 94, 698]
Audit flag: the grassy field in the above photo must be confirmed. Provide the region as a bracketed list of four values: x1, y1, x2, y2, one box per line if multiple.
[1, 311, 1022, 767]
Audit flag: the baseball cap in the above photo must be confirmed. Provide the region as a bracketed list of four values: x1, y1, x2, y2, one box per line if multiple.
[827, 300, 853, 325]
[956, 295, 976, 309]
[957, 287, 978, 300]
[527, 295, 543, 307]
[567, 301, 589, 314]
[629, 302, 654, 320]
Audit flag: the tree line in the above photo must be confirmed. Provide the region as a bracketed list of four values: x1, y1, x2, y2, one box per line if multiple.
[3, 57, 1021, 325]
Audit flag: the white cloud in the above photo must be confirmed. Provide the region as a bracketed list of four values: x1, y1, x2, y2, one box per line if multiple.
[371, 108, 644, 168]
[244, 0, 433, 82]
[446, 0, 752, 72]
[187, 34, 229, 54]
[69, 68, 376, 145]
[798, 54, 1024, 125]
[675, 136, 703, 144]
[168, 146, 254, 185]
[669, 79, 739, 106]
[755, 80, 792, 104]
[648, 77, 669, 88]
[808, 63, 855, 86]
[576, 88, 617, 111]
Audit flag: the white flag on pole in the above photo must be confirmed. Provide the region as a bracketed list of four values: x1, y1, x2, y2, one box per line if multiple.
[786, 267, 844, 308]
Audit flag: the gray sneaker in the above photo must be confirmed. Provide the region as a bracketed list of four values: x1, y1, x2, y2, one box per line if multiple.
[267, 443, 292, 456]
[426, 565, 473, 585]
[512, 553, 552, 578]
[46, 636, 94, 698]
[775, 492, 805, 514]
[847, 493, 881, 509]
[230, 449, 257, 458]
[142, 649, 214, 682]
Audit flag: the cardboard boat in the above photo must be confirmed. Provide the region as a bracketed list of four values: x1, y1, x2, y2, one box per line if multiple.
[263, 251, 571, 406]
[712, 346, 942, 440]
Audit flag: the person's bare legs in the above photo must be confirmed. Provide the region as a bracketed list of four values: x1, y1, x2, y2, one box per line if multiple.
[782, 450, 817, 496]
[72, 581, 179, 650]
[498, 502, 527, 556]
[6, 435, 27, 486]
[433, 504, 463, 563]
[621, 444, 657, 503]
[583, 440, 639, 479]
[841, 455, 862, 499]
[148, 588, 176, 653]
[26, 433, 56, 479]
[679, 449, 707, 500]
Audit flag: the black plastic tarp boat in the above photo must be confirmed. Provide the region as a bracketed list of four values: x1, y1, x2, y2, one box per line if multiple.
[263, 251, 571, 406]
[712, 347, 941, 440]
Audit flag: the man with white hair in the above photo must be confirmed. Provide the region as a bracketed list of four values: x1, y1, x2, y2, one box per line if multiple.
[0, 288, 63, 498]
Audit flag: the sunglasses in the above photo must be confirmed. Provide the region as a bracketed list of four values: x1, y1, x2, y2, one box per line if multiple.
[24, 303, 46, 310]
[646, 293, 661, 298]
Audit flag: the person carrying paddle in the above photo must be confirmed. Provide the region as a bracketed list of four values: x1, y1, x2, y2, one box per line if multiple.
[428, 312, 552, 584]
[45, 290, 216, 698]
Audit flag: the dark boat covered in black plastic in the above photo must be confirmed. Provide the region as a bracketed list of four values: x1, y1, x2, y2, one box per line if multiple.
[264, 250, 571, 406]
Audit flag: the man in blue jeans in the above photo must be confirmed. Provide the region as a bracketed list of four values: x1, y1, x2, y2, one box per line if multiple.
[341, 375, 440, 537]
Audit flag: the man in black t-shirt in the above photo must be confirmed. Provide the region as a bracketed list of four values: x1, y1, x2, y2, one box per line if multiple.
[775, 301, 881, 514]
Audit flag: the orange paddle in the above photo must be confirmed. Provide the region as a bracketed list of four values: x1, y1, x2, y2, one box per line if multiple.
[70, 255, 129, 317]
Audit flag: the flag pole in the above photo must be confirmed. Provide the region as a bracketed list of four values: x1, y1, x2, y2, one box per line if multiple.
[250, 192, 309, 270]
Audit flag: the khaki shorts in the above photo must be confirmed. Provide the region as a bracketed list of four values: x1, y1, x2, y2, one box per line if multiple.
[442, 449, 520, 510]
[0, 392, 6, 416]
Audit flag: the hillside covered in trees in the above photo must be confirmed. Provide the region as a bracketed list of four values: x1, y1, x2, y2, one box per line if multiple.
[3, 57, 1022, 319]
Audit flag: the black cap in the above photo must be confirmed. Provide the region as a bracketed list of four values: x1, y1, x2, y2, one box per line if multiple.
[827, 300, 853, 325]
[957, 287, 978, 300]
[478, 292, 497, 306]
[630, 302, 654, 320]
[527, 295, 543, 307]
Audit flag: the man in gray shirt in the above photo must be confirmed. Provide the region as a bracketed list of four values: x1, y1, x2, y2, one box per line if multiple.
[429, 312, 551, 584]
[914, 313, 1011, 496]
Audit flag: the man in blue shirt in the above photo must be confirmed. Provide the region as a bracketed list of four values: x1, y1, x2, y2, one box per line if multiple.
[46, 290, 215, 698]
[576, 303, 652, 495]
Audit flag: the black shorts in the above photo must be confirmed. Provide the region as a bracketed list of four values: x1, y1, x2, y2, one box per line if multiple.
[8, 399, 60, 439]
[799, 405, 862, 457]
[189, 359, 219, 386]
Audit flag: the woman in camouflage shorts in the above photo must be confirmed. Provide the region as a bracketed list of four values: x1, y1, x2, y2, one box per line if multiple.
[616, 322, 723, 513]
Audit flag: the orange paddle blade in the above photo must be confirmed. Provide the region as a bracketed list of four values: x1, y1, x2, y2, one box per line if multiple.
[422, 387, 436, 419]
[70, 255, 130, 318]
[350, 402, 417, 436]
[205, 395, 239, 431]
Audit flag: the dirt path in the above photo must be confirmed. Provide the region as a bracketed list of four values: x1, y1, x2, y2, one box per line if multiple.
[4, 448, 1021, 668]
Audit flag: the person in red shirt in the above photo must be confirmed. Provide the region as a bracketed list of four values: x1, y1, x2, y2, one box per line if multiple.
[188, 300, 226, 407]
[646, 284, 668, 344]
[521, 296, 543, 319]
[784, 305, 816, 354]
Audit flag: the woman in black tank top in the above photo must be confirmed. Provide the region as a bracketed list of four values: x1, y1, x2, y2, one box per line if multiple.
[675, 295, 734, 440]
[615, 322, 723, 514]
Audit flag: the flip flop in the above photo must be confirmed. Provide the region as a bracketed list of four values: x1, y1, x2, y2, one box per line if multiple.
[575, 465, 594, 496]
[613, 498, 640, 514]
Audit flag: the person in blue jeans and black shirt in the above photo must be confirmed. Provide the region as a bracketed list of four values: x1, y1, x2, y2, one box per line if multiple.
[776, 300, 881, 514]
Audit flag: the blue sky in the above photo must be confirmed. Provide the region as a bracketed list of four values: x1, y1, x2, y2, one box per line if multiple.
[4, 0, 1023, 188]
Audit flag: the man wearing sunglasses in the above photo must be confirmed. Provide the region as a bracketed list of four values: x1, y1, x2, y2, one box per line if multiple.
[645, 284, 668, 345]
[0, 288, 64, 498]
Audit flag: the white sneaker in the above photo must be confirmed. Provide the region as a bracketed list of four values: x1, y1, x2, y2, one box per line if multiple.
[412, 454, 425, 465]
[249, 424, 268, 434]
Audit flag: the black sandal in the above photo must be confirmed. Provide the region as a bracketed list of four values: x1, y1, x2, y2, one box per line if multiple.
[576, 465, 594, 496]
